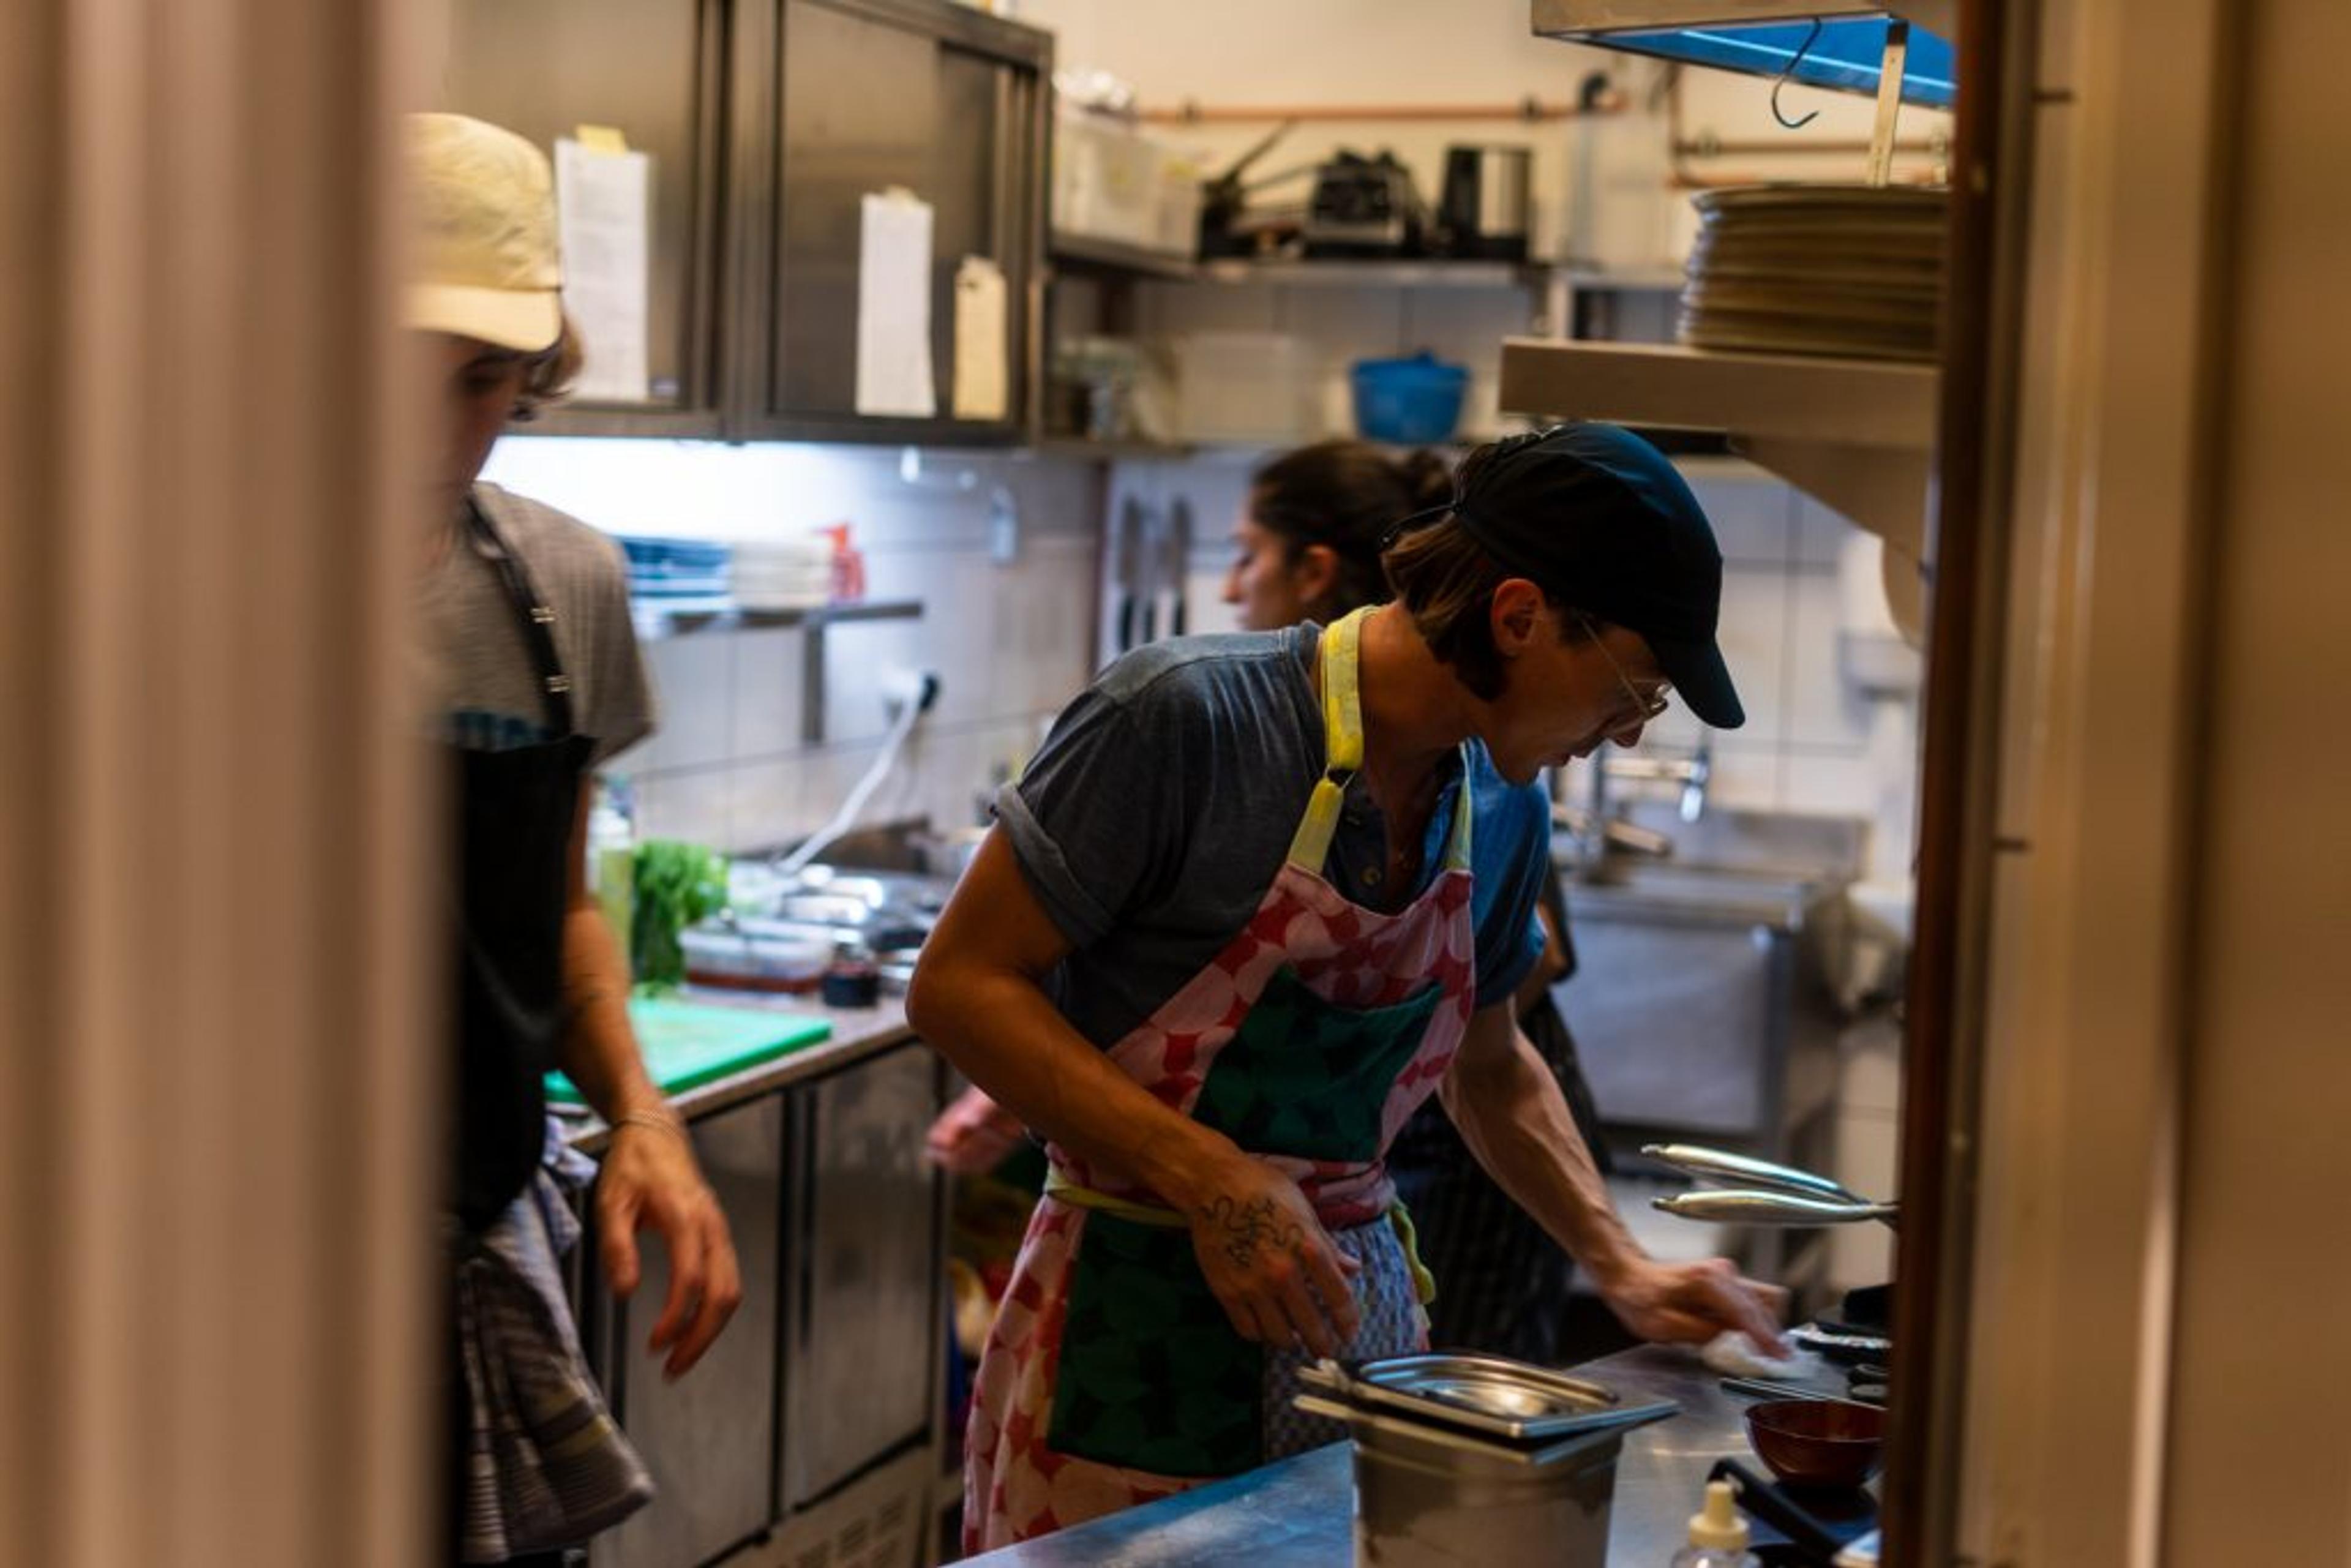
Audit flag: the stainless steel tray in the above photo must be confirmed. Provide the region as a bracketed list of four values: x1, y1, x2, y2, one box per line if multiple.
[1299, 1354, 1678, 1444]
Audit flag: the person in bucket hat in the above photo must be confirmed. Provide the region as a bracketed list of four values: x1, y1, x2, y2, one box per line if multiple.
[408, 112, 739, 1567]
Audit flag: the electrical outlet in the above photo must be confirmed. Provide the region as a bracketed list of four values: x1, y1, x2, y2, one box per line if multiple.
[884, 668, 942, 716]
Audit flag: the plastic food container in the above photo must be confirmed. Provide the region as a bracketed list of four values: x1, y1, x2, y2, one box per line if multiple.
[1349, 353, 1469, 445]
[680, 926, 831, 994]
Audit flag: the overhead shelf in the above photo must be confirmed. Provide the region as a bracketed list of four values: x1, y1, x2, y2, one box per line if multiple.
[1529, 3, 1957, 108]
[1499, 338, 1938, 615]
[1052, 238, 1687, 293]
[632, 597, 924, 639]
[1048, 233, 1200, 282]
[1499, 339, 1937, 449]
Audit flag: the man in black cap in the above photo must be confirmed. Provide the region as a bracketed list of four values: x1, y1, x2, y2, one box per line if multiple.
[912, 425, 1785, 1549]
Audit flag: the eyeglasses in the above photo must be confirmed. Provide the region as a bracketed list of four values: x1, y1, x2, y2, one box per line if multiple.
[1577, 613, 1671, 726]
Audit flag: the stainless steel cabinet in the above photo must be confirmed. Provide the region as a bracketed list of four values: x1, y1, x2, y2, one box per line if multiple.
[780, 1040, 945, 1509]
[733, 0, 1049, 443]
[441, 0, 1048, 445]
[1562, 916, 1793, 1138]
[443, 0, 728, 437]
[590, 1096, 785, 1568]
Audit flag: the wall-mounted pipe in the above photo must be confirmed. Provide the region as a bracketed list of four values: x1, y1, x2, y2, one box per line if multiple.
[1136, 93, 1627, 126]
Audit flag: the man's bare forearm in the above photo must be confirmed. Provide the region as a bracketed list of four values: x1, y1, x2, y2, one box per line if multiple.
[556, 899, 668, 1124]
[1439, 1016, 1641, 1286]
[906, 955, 1241, 1210]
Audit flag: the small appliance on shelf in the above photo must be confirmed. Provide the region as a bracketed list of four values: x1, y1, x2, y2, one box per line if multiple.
[1438, 144, 1534, 261]
[1302, 149, 1431, 259]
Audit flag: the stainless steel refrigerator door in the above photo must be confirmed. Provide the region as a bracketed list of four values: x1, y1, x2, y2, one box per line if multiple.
[780, 1041, 945, 1509]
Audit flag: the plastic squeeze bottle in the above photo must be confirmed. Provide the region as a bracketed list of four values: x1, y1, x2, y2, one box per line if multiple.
[1670, 1479, 1758, 1567]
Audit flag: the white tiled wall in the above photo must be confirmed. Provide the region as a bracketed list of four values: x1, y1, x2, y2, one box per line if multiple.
[1558, 457, 1925, 881]
[1135, 278, 1550, 445]
[1104, 448, 1924, 881]
[479, 438, 1105, 854]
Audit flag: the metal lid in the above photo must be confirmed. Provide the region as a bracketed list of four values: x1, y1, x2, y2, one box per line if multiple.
[1301, 1354, 1678, 1444]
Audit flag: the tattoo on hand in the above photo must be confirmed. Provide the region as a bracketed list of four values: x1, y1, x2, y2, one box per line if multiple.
[1204, 1195, 1304, 1269]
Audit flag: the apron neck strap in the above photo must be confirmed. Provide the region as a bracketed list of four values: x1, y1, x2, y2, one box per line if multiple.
[465, 490, 576, 737]
[1287, 608, 1474, 875]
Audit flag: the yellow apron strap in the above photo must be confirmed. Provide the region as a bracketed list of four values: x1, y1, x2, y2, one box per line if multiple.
[1287, 608, 1374, 871]
[1387, 1202, 1439, 1307]
[1287, 609, 1476, 878]
[1043, 1166, 1189, 1228]
[1437, 748, 1474, 872]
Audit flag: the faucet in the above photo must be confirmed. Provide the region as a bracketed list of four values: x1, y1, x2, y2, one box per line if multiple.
[1555, 735, 1714, 881]
[1594, 733, 1714, 827]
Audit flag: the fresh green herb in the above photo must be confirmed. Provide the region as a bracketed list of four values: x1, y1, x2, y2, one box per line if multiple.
[630, 839, 729, 993]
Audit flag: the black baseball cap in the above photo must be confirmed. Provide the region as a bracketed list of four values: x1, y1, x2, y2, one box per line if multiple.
[1433, 424, 1744, 729]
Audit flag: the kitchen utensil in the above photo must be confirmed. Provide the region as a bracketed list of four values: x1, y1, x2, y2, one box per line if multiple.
[1653, 1189, 1900, 1226]
[1300, 1355, 1677, 1444]
[1295, 1352, 1676, 1568]
[1198, 118, 1314, 258]
[1292, 1391, 1635, 1568]
[1438, 144, 1532, 260]
[1159, 494, 1193, 637]
[1112, 495, 1151, 652]
[1720, 1376, 1883, 1411]
[1643, 1142, 1872, 1204]
[1744, 1399, 1887, 1491]
[1788, 1323, 1895, 1366]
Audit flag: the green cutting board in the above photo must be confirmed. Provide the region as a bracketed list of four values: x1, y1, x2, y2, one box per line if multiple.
[545, 996, 834, 1105]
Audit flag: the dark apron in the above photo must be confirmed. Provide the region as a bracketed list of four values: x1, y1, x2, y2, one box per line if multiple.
[447, 495, 596, 1231]
[443, 498, 599, 1565]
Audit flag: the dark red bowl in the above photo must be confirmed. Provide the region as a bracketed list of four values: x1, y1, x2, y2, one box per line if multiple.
[1744, 1398, 1886, 1490]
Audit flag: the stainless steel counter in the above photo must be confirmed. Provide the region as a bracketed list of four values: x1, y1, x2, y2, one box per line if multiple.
[561, 990, 920, 1152]
[960, 1345, 1845, 1565]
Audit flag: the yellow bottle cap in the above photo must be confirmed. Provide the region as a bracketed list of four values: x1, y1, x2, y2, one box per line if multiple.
[1689, 1478, 1751, 1552]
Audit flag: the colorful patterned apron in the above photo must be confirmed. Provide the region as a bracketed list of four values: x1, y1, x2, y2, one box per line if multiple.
[964, 607, 1482, 1551]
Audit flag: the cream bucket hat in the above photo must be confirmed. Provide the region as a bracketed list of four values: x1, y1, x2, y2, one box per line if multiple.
[405, 112, 563, 353]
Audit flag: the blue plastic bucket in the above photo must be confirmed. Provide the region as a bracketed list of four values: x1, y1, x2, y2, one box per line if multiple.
[1349, 354, 1470, 445]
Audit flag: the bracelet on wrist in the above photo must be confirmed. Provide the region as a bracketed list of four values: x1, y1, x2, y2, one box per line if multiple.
[614, 1108, 689, 1143]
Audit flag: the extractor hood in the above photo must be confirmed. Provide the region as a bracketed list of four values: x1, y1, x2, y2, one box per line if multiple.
[1531, 3, 1956, 110]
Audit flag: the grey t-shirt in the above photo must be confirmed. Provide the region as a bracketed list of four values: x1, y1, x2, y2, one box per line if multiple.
[422, 482, 653, 765]
[996, 626, 1548, 1052]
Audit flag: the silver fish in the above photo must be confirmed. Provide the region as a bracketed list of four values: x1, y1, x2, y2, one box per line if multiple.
[1652, 1189, 1900, 1226]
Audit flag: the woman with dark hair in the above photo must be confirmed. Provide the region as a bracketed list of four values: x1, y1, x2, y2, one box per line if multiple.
[1221, 440, 1453, 631]
[1225, 440, 1614, 1367]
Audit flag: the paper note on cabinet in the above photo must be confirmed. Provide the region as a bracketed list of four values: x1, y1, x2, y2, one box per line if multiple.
[553, 137, 652, 403]
[952, 256, 1009, 421]
[855, 189, 937, 418]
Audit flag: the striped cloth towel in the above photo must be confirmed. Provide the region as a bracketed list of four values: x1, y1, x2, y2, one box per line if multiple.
[452, 1125, 653, 1563]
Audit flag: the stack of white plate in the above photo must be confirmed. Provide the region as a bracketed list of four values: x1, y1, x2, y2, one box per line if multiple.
[1679, 185, 1948, 362]
[732, 537, 835, 612]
